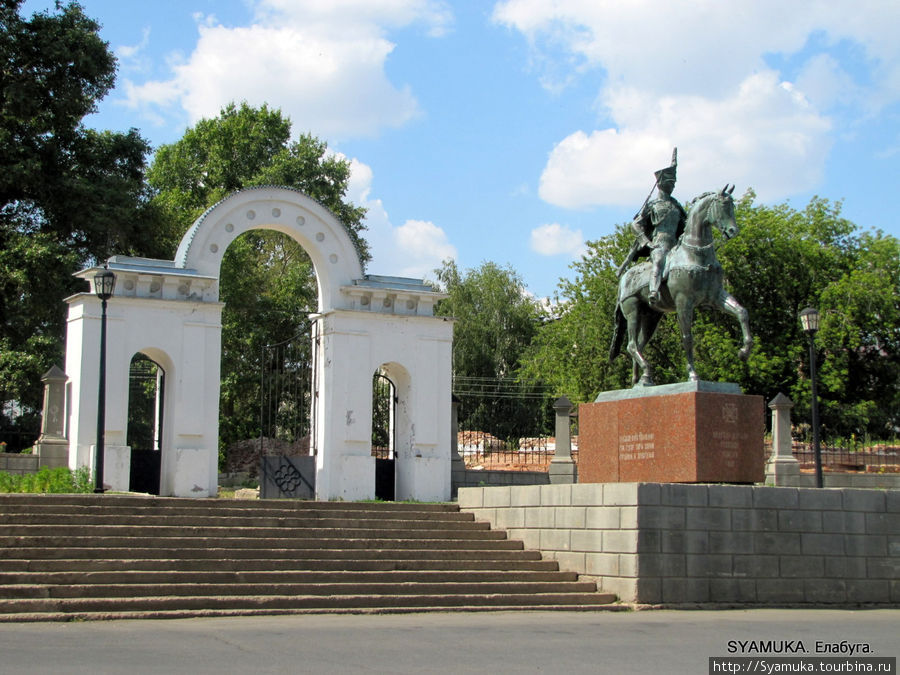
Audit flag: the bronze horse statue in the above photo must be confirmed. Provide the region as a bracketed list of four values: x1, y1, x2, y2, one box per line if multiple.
[610, 185, 753, 386]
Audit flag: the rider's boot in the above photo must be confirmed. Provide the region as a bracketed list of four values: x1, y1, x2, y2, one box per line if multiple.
[648, 269, 661, 305]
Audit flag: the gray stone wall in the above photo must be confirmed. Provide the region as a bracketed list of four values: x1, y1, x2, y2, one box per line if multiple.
[454, 469, 549, 489]
[0, 453, 39, 475]
[459, 482, 899, 606]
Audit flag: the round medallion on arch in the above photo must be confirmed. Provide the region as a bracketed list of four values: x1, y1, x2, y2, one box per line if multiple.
[316, 232, 325, 242]
[210, 244, 219, 253]
[225, 223, 234, 233]
[272, 208, 281, 218]
[246, 210, 256, 220]
[297, 216, 306, 226]
[329, 254, 338, 264]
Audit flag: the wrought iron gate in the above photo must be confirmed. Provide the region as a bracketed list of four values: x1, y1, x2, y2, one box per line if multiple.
[127, 355, 164, 494]
[258, 321, 318, 498]
[372, 373, 396, 500]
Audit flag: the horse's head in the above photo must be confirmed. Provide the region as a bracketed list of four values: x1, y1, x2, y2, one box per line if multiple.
[715, 184, 738, 240]
[686, 184, 737, 241]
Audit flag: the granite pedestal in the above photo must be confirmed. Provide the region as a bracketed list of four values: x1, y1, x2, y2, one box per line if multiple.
[578, 381, 765, 484]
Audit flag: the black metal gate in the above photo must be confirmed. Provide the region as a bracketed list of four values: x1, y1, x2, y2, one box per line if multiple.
[258, 321, 317, 498]
[127, 355, 164, 494]
[372, 373, 396, 500]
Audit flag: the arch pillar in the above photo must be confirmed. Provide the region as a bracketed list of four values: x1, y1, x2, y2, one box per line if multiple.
[65, 283, 222, 496]
[312, 304, 452, 502]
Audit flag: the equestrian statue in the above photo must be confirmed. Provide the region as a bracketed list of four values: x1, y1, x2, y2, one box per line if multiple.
[610, 148, 753, 386]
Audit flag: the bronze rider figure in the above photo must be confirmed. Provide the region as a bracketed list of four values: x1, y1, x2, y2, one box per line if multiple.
[616, 148, 686, 305]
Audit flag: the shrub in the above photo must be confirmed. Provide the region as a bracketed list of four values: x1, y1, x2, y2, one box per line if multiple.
[0, 466, 93, 493]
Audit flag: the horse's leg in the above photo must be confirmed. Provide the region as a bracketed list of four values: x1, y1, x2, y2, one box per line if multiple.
[674, 292, 699, 382]
[716, 290, 754, 360]
[622, 297, 653, 386]
[635, 309, 663, 383]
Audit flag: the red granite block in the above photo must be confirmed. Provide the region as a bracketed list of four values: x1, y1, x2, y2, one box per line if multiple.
[579, 389, 765, 484]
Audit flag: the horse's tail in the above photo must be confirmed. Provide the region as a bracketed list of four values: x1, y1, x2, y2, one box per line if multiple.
[609, 305, 626, 362]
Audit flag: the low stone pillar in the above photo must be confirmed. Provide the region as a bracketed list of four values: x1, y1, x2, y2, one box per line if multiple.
[450, 395, 466, 497]
[549, 395, 577, 484]
[35, 365, 69, 469]
[765, 392, 801, 486]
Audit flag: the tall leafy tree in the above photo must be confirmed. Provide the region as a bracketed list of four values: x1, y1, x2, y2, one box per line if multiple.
[435, 260, 542, 379]
[0, 0, 155, 420]
[434, 260, 548, 440]
[148, 103, 368, 463]
[707, 194, 900, 437]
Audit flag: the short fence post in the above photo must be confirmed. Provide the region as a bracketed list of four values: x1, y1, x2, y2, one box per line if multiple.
[548, 395, 577, 484]
[35, 365, 69, 469]
[765, 392, 801, 487]
[450, 395, 466, 497]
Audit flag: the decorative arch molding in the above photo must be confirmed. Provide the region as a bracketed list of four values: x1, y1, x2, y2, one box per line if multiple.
[175, 186, 364, 312]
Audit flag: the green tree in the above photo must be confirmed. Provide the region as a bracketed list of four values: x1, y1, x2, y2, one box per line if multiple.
[697, 194, 900, 437]
[434, 260, 549, 440]
[0, 1, 155, 419]
[435, 260, 542, 379]
[148, 103, 368, 464]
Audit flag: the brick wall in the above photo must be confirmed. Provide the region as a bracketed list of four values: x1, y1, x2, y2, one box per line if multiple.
[458, 482, 899, 606]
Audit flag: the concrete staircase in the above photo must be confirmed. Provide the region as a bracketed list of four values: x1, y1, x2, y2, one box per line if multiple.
[0, 494, 618, 621]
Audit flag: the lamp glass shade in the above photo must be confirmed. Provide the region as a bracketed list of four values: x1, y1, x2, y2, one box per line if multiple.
[93, 269, 116, 300]
[799, 307, 819, 334]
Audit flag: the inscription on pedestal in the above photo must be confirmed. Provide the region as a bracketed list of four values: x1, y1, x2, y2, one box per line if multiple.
[619, 433, 655, 462]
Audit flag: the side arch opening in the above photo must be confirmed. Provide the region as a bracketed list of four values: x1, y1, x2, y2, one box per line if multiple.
[372, 372, 396, 501]
[126, 352, 167, 495]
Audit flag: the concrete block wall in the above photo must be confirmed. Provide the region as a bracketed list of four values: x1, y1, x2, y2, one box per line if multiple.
[458, 483, 899, 606]
[775, 473, 900, 490]
[0, 453, 39, 475]
[453, 469, 549, 490]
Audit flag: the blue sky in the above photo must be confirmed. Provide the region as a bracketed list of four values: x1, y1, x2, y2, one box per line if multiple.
[22, 0, 900, 300]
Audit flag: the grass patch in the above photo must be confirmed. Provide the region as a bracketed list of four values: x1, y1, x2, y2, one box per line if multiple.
[0, 466, 93, 493]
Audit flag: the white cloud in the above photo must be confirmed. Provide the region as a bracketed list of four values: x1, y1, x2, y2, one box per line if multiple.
[493, 1, 900, 103]
[346, 158, 457, 279]
[530, 223, 585, 257]
[116, 27, 151, 61]
[494, 0, 899, 207]
[391, 220, 457, 278]
[540, 73, 832, 207]
[122, 0, 450, 139]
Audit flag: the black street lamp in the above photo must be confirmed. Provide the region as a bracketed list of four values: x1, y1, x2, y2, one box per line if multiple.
[93, 266, 116, 493]
[799, 307, 823, 488]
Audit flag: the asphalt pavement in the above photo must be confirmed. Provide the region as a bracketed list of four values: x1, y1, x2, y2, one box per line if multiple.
[1, 608, 897, 674]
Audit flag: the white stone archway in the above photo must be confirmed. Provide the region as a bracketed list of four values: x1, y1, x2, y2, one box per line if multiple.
[65, 186, 453, 500]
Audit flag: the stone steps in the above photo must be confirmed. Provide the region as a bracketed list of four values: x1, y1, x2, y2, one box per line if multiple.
[0, 494, 618, 620]
[0, 570, 579, 585]
[0, 558, 562, 572]
[0, 524, 507, 540]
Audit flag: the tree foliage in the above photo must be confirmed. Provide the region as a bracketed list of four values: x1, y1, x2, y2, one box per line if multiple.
[435, 260, 542, 379]
[434, 260, 551, 440]
[523, 193, 900, 438]
[0, 1, 155, 417]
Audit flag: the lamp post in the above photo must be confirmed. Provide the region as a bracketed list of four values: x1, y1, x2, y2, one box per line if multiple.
[93, 266, 116, 493]
[799, 307, 823, 488]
